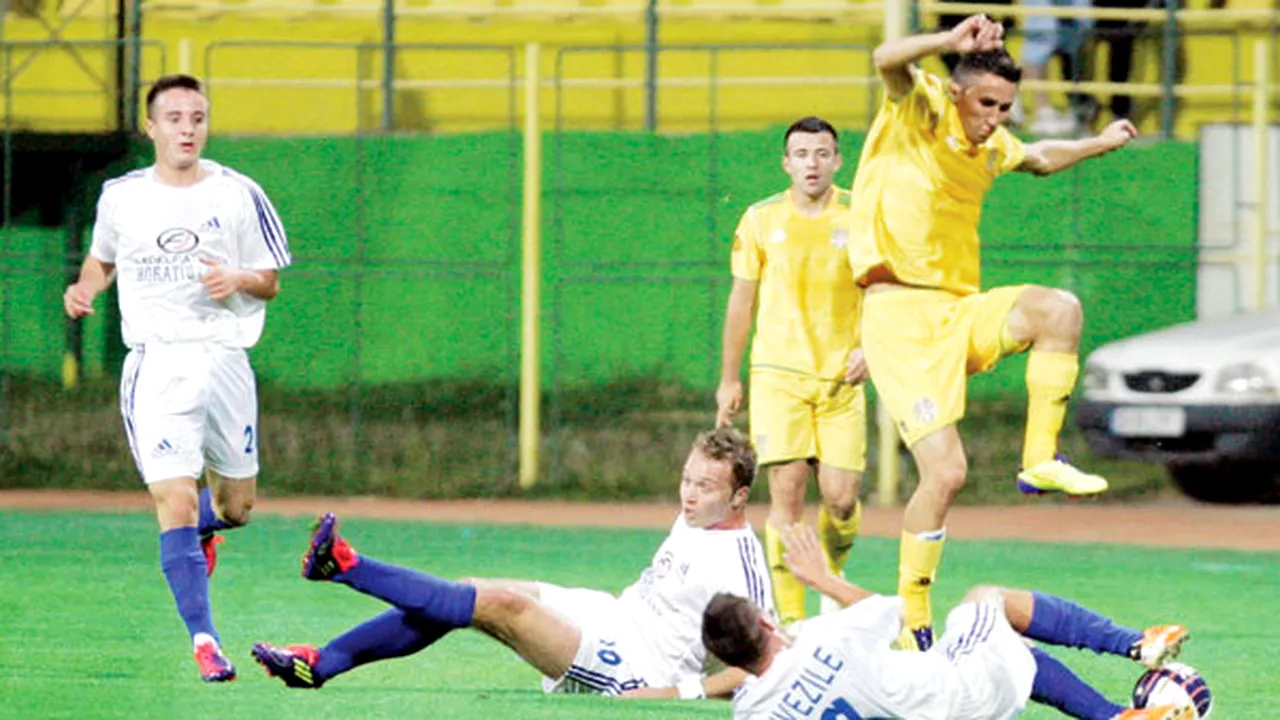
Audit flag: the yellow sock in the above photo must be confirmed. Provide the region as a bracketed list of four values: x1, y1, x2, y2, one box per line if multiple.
[1023, 351, 1079, 468]
[765, 522, 807, 625]
[898, 529, 946, 632]
[817, 502, 861, 576]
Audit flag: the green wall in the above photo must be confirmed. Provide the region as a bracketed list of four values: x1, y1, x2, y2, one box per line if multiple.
[3, 131, 1198, 398]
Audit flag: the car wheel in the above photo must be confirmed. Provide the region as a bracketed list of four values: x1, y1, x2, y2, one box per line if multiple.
[1167, 462, 1280, 504]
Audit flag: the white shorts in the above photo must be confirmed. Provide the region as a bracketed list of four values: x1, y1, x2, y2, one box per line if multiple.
[536, 583, 664, 697]
[932, 601, 1037, 720]
[120, 342, 260, 484]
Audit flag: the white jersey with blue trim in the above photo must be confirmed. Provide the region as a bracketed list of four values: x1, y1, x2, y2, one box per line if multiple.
[90, 159, 292, 349]
[617, 515, 774, 687]
[733, 595, 974, 720]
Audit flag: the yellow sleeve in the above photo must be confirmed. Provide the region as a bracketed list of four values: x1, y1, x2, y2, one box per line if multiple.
[881, 67, 949, 129]
[730, 209, 762, 281]
[989, 125, 1027, 176]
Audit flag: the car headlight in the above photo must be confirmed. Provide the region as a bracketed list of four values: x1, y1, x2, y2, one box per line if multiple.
[1082, 363, 1110, 392]
[1214, 362, 1277, 397]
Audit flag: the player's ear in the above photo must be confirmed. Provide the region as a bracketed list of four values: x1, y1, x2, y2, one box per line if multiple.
[948, 81, 963, 103]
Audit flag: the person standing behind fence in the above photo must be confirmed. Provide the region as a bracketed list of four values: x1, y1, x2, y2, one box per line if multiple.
[62, 73, 292, 682]
[1022, 0, 1097, 136]
[849, 15, 1137, 651]
[715, 116, 868, 630]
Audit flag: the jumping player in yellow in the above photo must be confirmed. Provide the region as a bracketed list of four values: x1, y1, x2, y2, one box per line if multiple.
[851, 15, 1137, 650]
[716, 116, 868, 628]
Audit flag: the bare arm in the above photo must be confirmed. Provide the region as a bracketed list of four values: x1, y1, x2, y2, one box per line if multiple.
[201, 258, 281, 302]
[1019, 120, 1138, 176]
[715, 278, 757, 427]
[872, 15, 1004, 101]
[619, 667, 749, 700]
[873, 32, 952, 100]
[63, 255, 116, 318]
[781, 524, 877, 608]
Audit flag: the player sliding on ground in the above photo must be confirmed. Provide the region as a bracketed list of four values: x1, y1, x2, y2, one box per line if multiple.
[253, 428, 774, 700]
[849, 13, 1139, 651]
[702, 525, 1194, 720]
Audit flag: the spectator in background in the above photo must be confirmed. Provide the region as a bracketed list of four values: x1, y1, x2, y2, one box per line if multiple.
[1022, 0, 1095, 136]
[1091, 0, 1188, 126]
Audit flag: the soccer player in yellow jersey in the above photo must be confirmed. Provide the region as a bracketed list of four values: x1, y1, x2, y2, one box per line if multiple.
[851, 15, 1138, 651]
[716, 116, 868, 628]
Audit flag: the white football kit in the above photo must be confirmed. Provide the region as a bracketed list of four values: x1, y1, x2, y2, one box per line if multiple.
[90, 160, 292, 483]
[733, 595, 1037, 720]
[538, 514, 774, 696]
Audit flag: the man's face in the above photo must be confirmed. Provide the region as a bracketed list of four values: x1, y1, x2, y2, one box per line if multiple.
[146, 87, 208, 171]
[678, 448, 744, 529]
[782, 131, 841, 199]
[950, 72, 1018, 145]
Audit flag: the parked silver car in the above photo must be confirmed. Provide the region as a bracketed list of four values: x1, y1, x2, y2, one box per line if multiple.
[1075, 310, 1280, 503]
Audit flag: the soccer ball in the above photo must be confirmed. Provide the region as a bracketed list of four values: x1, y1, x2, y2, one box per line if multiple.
[1131, 662, 1213, 719]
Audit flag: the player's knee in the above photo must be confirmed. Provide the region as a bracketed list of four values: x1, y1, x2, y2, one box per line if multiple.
[220, 500, 253, 527]
[920, 463, 967, 505]
[1022, 286, 1083, 336]
[962, 585, 1006, 605]
[475, 586, 532, 625]
[821, 483, 860, 519]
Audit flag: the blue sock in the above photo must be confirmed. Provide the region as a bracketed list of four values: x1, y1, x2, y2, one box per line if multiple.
[1026, 592, 1142, 657]
[159, 527, 219, 644]
[314, 608, 451, 682]
[1030, 647, 1126, 720]
[198, 488, 233, 536]
[336, 557, 476, 628]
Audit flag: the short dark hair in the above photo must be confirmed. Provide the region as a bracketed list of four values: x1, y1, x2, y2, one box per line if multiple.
[692, 427, 757, 492]
[783, 115, 839, 150]
[146, 74, 205, 117]
[702, 593, 769, 670]
[953, 49, 1022, 85]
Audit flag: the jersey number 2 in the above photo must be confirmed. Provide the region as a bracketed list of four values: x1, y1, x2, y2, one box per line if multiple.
[243, 425, 255, 455]
[821, 698, 888, 720]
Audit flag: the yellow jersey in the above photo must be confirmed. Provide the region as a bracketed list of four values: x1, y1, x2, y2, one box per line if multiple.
[731, 188, 862, 380]
[848, 69, 1026, 296]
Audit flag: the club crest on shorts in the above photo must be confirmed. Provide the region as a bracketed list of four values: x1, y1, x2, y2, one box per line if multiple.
[155, 227, 200, 254]
[913, 397, 938, 425]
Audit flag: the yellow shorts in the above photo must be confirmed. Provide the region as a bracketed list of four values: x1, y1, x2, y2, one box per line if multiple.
[862, 285, 1029, 447]
[748, 369, 868, 471]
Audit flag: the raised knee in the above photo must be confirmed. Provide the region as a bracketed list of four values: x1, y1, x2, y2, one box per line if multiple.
[962, 585, 1006, 605]
[474, 586, 531, 628]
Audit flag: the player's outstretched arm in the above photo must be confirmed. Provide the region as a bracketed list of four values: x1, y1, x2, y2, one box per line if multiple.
[872, 14, 1004, 100]
[619, 667, 749, 700]
[781, 524, 876, 608]
[716, 278, 757, 428]
[1018, 119, 1138, 176]
[63, 256, 116, 319]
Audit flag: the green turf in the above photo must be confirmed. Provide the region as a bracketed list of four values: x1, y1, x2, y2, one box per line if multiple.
[1, 511, 1274, 719]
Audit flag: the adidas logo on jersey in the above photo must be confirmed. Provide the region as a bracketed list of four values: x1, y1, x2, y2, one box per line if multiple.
[199, 216, 222, 232]
[153, 438, 177, 458]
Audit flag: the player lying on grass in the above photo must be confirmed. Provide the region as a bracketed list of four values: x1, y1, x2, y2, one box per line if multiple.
[702, 525, 1193, 720]
[253, 428, 774, 700]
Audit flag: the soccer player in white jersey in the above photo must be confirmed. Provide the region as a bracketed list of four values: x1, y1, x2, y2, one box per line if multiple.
[251, 428, 774, 701]
[701, 526, 1195, 720]
[62, 74, 292, 682]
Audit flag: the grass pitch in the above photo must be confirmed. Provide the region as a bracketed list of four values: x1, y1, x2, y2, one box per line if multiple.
[2, 511, 1275, 719]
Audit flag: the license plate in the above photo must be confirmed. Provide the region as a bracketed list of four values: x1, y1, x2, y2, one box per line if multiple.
[1110, 406, 1187, 438]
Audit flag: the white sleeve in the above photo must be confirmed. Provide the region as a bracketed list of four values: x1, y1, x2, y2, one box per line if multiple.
[714, 534, 774, 615]
[88, 187, 118, 263]
[235, 178, 292, 271]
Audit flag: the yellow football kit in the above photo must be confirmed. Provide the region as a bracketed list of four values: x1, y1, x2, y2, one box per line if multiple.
[848, 68, 1029, 446]
[731, 188, 866, 472]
